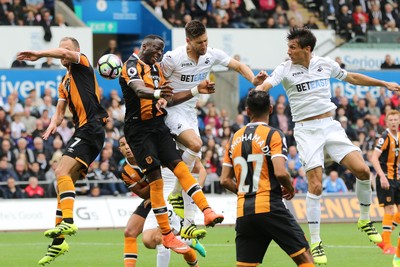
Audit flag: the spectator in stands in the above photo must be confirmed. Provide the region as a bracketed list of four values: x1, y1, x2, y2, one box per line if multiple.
[20, 106, 38, 134]
[4, 94, 24, 118]
[31, 118, 45, 139]
[28, 161, 46, 181]
[163, 0, 184, 27]
[13, 138, 35, 164]
[230, 114, 245, 133]
[11, 56, 30, 68]
[304, 14, 319, 29]
[0, 138, 16, 166]
[270, 102, 294, 146]
[26, 0, 44, 14]
[337, 5, 354, 41]
[203, 162, 222, 194]
[102, 39, 120, 56]
[24, 176, 45, 198]
[24, 10, 38, 26]
[0, 0, 12, 24]
[39, 8, 56, 42]
[353, 98, 371, 122]
[88, 185, 102, 197]
[227, 0, 249, 28]
[381, 54, 400, 69]
[383, 3, 400, 31]
[275, 14, 288, 28]
[293, 167, 308, 193]
[191, 0, 213, 20]
[352, 15, 368, 42]
[32, 136, 51, 161]
[369, 17, 384, 32]
[260, 16, 276, 28]
[286, 1, 303, 27]
[10, 114, 26, 140]
[38, 95, 56, 117]
[39, 108, 51, 129]
[41, 57, 58, 68]
[0, 156, 17, 187]
[14, 158, 30, 181]
[323, 170, 348, 193]
[108, 98, 125, 128]
[94, 160, 126, 196]
[367, 99, 381, 119]
[287, 160, 299, 179]
[353, 5, 369, 25]
[54, 13, 68, 27]
[339, 116, 358, 142]
[4, 11, 18, 25]
[331, 86, 342, 106]
[368, 3, 382, 25]
[74, 177, 90, 196]
[28, 88, 44, 109]
[36, 152, 48, 173]
[0, 107, 10, 134]
[56, 119, 73, 144]
[287, 145, 302, 171]
[3, 176, 25, 199]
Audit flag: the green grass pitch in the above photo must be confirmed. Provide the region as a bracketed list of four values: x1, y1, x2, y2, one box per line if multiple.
[0, 223, 394, 266]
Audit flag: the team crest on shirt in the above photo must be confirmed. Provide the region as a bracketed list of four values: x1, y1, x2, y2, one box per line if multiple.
[317, 66, 323, 72]
[387, 196, 392, 202]
[205, 58, 210, 64]
[64, 78, 71, 93]
[145, 156, 153, 164]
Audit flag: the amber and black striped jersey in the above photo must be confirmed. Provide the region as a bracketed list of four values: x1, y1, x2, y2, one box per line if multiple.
[223, 122, 288, 218]
[119, 159, 148, 190]
[58, 53, 108, 128]
[119, 53, 167, 123]
[375, 129, 400, 180]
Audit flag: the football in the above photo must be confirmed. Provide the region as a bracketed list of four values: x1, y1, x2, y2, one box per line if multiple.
[97, 54, 123, 80]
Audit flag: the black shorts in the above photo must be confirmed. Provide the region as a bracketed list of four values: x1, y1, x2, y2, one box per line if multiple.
[63, 121, 105, 169]
[235, 206, 309, 265]
[124, 118, 181, 173]
[376, 177, 400, 206]
[133, 200, 152, 219]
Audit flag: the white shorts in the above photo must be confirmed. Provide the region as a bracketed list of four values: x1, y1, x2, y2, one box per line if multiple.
[293, 117, 360, 172]
[143, 168, 182, 233]
[164, 107, 201, 154]
[164, 107, 199, 137]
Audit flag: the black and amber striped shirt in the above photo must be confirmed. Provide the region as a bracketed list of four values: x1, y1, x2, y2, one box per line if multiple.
[119, 160, 148, 189]
[119, 53, 167, 123]
[58, 53, 108, 128]
[375, 129, 400, 180]
[223, 122, 288, 218]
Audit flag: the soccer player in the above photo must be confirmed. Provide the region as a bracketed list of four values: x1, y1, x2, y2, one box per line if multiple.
[17, 37, 109, 265]
[255, 27, 400, 264]
[119, 34, 224, 254]
[220, 89, 314, 267]
[370, 110, 400, 256]
[161, 19, 267, 238]
[118, 136, 205, 267]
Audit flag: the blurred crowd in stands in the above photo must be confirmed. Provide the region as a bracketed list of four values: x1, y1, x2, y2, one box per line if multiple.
[147, 0, 400, 42]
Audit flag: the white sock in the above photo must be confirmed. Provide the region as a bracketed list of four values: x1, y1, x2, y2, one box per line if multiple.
[183, 176, 198, 228]
[156, 244, 171, 267]
[356, 178, 371, 221]
[306, 192, 322, 244]
[181, 148, 198, 172]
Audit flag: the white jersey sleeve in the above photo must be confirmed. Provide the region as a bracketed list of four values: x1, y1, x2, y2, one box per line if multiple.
[325, 56, 347, 80]
[161, 51, 176, 79]
[265, 62, 286, 87]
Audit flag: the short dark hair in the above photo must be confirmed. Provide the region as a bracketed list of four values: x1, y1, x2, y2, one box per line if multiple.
[185, 20, 206, 40]
[142, 34, 164, 44]
[246, 89, 271, 117]
[287, 27, 316, 52]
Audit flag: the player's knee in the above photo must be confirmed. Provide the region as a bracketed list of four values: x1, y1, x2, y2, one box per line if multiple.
[124, 227, 139, 238]
[308, 180, 323, 196]
[185, 138, 202, 153]
[355, 165, 370, 180]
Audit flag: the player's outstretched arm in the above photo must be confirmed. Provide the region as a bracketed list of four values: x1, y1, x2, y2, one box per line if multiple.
[17, 48, 79, 63]
[165, 80, 215, 107]
[255, 80, 273, 92]
[345, 72, 400, 91]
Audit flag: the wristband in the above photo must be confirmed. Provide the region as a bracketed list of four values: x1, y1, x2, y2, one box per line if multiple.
[191, 86, 199, 96]
[154, 89, 161, 99]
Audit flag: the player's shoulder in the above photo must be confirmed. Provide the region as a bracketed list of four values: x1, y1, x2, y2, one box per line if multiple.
[164, 46, 186, 59]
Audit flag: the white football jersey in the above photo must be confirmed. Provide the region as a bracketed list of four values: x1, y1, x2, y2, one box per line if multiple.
[266, 55, 347, 122]
[161, 45, 231, 110]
